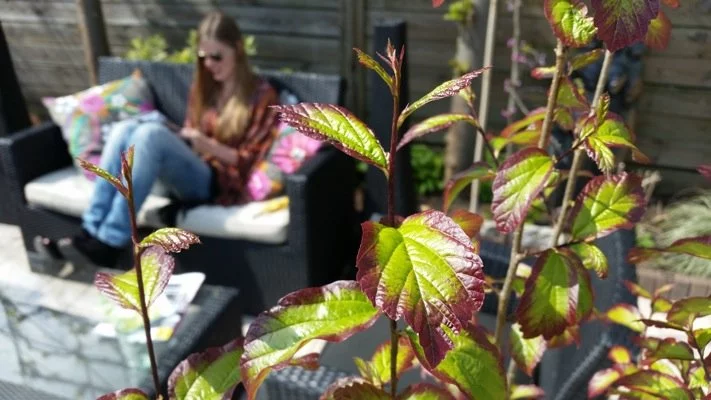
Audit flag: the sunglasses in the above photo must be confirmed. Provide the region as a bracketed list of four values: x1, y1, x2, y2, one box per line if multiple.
[197, 50, 223, 63]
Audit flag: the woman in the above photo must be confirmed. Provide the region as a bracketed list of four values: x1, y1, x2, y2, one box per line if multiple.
[36, 11, 281, 268]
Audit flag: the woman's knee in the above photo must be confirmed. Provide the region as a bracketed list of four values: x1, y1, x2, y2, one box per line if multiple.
[130, 121, 171, 149]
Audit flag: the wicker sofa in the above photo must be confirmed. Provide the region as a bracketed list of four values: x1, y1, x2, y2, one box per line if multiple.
[0, 57, 357, 315]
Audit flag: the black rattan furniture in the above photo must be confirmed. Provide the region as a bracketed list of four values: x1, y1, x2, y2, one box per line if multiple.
[0, 57, 356, 316]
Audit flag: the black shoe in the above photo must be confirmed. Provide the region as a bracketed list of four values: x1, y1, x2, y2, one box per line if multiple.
[58, 235, 120, 268]
[33, 236, 64, 261]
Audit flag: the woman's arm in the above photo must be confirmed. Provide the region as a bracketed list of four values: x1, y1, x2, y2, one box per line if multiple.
[181, 127, 239, 165]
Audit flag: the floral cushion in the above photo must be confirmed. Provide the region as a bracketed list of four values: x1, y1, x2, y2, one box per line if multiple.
[246, 121, 322, 201]
[42, 69, 155, 180]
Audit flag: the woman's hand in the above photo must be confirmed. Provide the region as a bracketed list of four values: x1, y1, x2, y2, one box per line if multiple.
[181, 127, 212, 155]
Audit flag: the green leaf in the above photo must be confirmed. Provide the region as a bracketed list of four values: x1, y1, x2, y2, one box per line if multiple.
[667, 297, 711, 329]
[399, 68, 488, 127]
[94, 246, 174, 312]
[120, 146, 135, 182]
[608, 345, 632, 364]
[588, 368, 622, 398]
[591, 0, 660, 52]
[649, 359, 683, 381]
[321, 377, 390, 400]
[361, 336, 415, 387]
[517, 249, 593, 339]
[356, 210, 486, 366]
[398, 114, 477, 150]
[240, 281, 380, 400]
[77, 158, 127, 197]
[97, 389, 150, 400]
[273, 104, 388, 174]
[544, 0, 597, 47]
[614, 370, 694, 400]
[569, 173, 646, 241]
[580, 115, 644, 174]
[645, 11, 672, 50]
[450, 210, 484, 253]
[554, 108, 575, 131]
[569, 49, 604, 72]
[639, 319, 685, 331]
[531, 66, 557, 80]
[501, 108, 546, 138]
[546, 325, 580, 348]
[628, 235, 711, 264]
[692, 328, 711, 352]
[510, 323, 547, 376]
[492, 130, 542, 158]
[555, 78, 589, 111]
[511, 385, 545, 399]
[647, 338, 695, 362]
[653, 297, 673, 313]
[569, 242, 609, 279]
[688, 366, 708, 392]
[606, 304, 644, 332]
[492, 148, 554, 234]
[594, 93, 611, 129]
[405, 325, 507, 400]
[168, 338, 244, 400]
[623, 280, 652, 299]
[354, 48, 393, 93]
[140, 227, 200, 253]
[442, 162, 495, 212]
[398, 383, 457, 400]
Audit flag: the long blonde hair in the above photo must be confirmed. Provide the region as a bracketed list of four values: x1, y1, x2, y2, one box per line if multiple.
[189, 12, 256, 142]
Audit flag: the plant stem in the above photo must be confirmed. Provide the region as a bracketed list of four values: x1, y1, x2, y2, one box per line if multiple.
[538, 39, 566, 149]
[550, 49, 614, 247]
[506, 359, 518, 391]
[125, 171, 161, 396]
[390, 319, 398, 398]
[495, 226, 522, 346]
[505, 0, 522, 123]
[689, 330, 711, 381]
[475, 125, 501, 169]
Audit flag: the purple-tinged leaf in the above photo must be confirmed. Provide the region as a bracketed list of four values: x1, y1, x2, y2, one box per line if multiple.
[570, 242, 609, 279]
[405, 325, 507, 400]
[545, 325, 581, 348]
[639, 319, 685, 331]
[580, 115, 644, 174]
[450, 210, 483, 252]
[544, 0, 597, 47]
[442, 162, 495, 213]
[501, 108, 546, 138]
[273, 104, 388, 173]
[531, 66, 557, 80]
[646, 338, 695, 363]
[321, 377, 389, 400]
[399, 68, 488, 127]
[556, 78, 589, 111]
[516, 249, 594, 339]
[168, 338, 244, 400]
[140, 228, 200, 253]
[606, 304, 644, 332]
[667, 297, 711, 329]
[356, 210, 485, 367]
[120, 146, 135, 183]
[492, 148, 554, 234]
[569, 49, 605, 72]
[511, 385, 545, 399]
[623, 280, 652, 299]
[97, 389, 149, 400]
[510, 323, 547, 376]
[569, 173, 646, 241]
[609, 346, 632, 364]
[645, 11, 672, 50]
[398, 383, 457, 400]
[77, 158, 127, 197]
[614, 370, 693, 400]
[628, 236, 711, 264]
[398, 114, 477, 151]
[94, 246, 174, 312]
[240, 281, 380, 400]
[354, 48, 393, 93]
[588, 368, 622, 398]
[698, 165, 711, 182]
[591, 0, 660, 52]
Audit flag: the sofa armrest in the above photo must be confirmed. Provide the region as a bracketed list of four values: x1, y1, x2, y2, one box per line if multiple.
[0, 122, 72, 211]
[285, 146, 357, 283]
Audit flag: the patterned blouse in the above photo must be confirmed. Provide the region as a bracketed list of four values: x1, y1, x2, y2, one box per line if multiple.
[184, 78, 280, 205]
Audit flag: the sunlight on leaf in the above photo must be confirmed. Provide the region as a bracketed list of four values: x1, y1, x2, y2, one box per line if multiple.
[628, 235, 711, 264]
[591, 0, 660, 52]
[356, 210, 485, 366]
[569, 242, 609, 279]
[645, 11, 672, 50]
[398, 114, 477, 150]
[511, 385, 545, 399]
[94, 246, 174, 312]
[168, 338, 244, 400]
[97, 389, 149, 400]
[492, 148, 554, 234]
[606, 304, 644, 332]
[569, 173, 646, 240]
[516, 249, 593, 339]
[588, 368, 622, 398]
[666, 297, 711, 329]
[240, 281, 380, 400]
[510, 323, 547, 376]
[77, 158, 127, 197]
[442, 162, 495, 212]
[614, 370, 693, 400]
[580, 115, 643, 174]
[693, 328, 711, 352]
[140, 227, 200, 253]
[273, 104, 388, 174]
[608, 346, 632, 364]
[544, 0, 597, 47]
[354, 48, 393, 93]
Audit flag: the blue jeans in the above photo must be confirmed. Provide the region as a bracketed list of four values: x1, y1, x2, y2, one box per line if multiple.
[82, 120, 212, 247]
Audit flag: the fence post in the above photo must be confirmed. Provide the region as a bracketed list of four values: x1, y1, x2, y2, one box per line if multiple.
[76, 0, 110, 85]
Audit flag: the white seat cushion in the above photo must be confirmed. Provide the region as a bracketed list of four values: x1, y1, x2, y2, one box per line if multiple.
[24, 167, 290, 244]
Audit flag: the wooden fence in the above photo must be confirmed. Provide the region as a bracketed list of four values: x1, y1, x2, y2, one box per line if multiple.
[1, 0, 709, 194]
